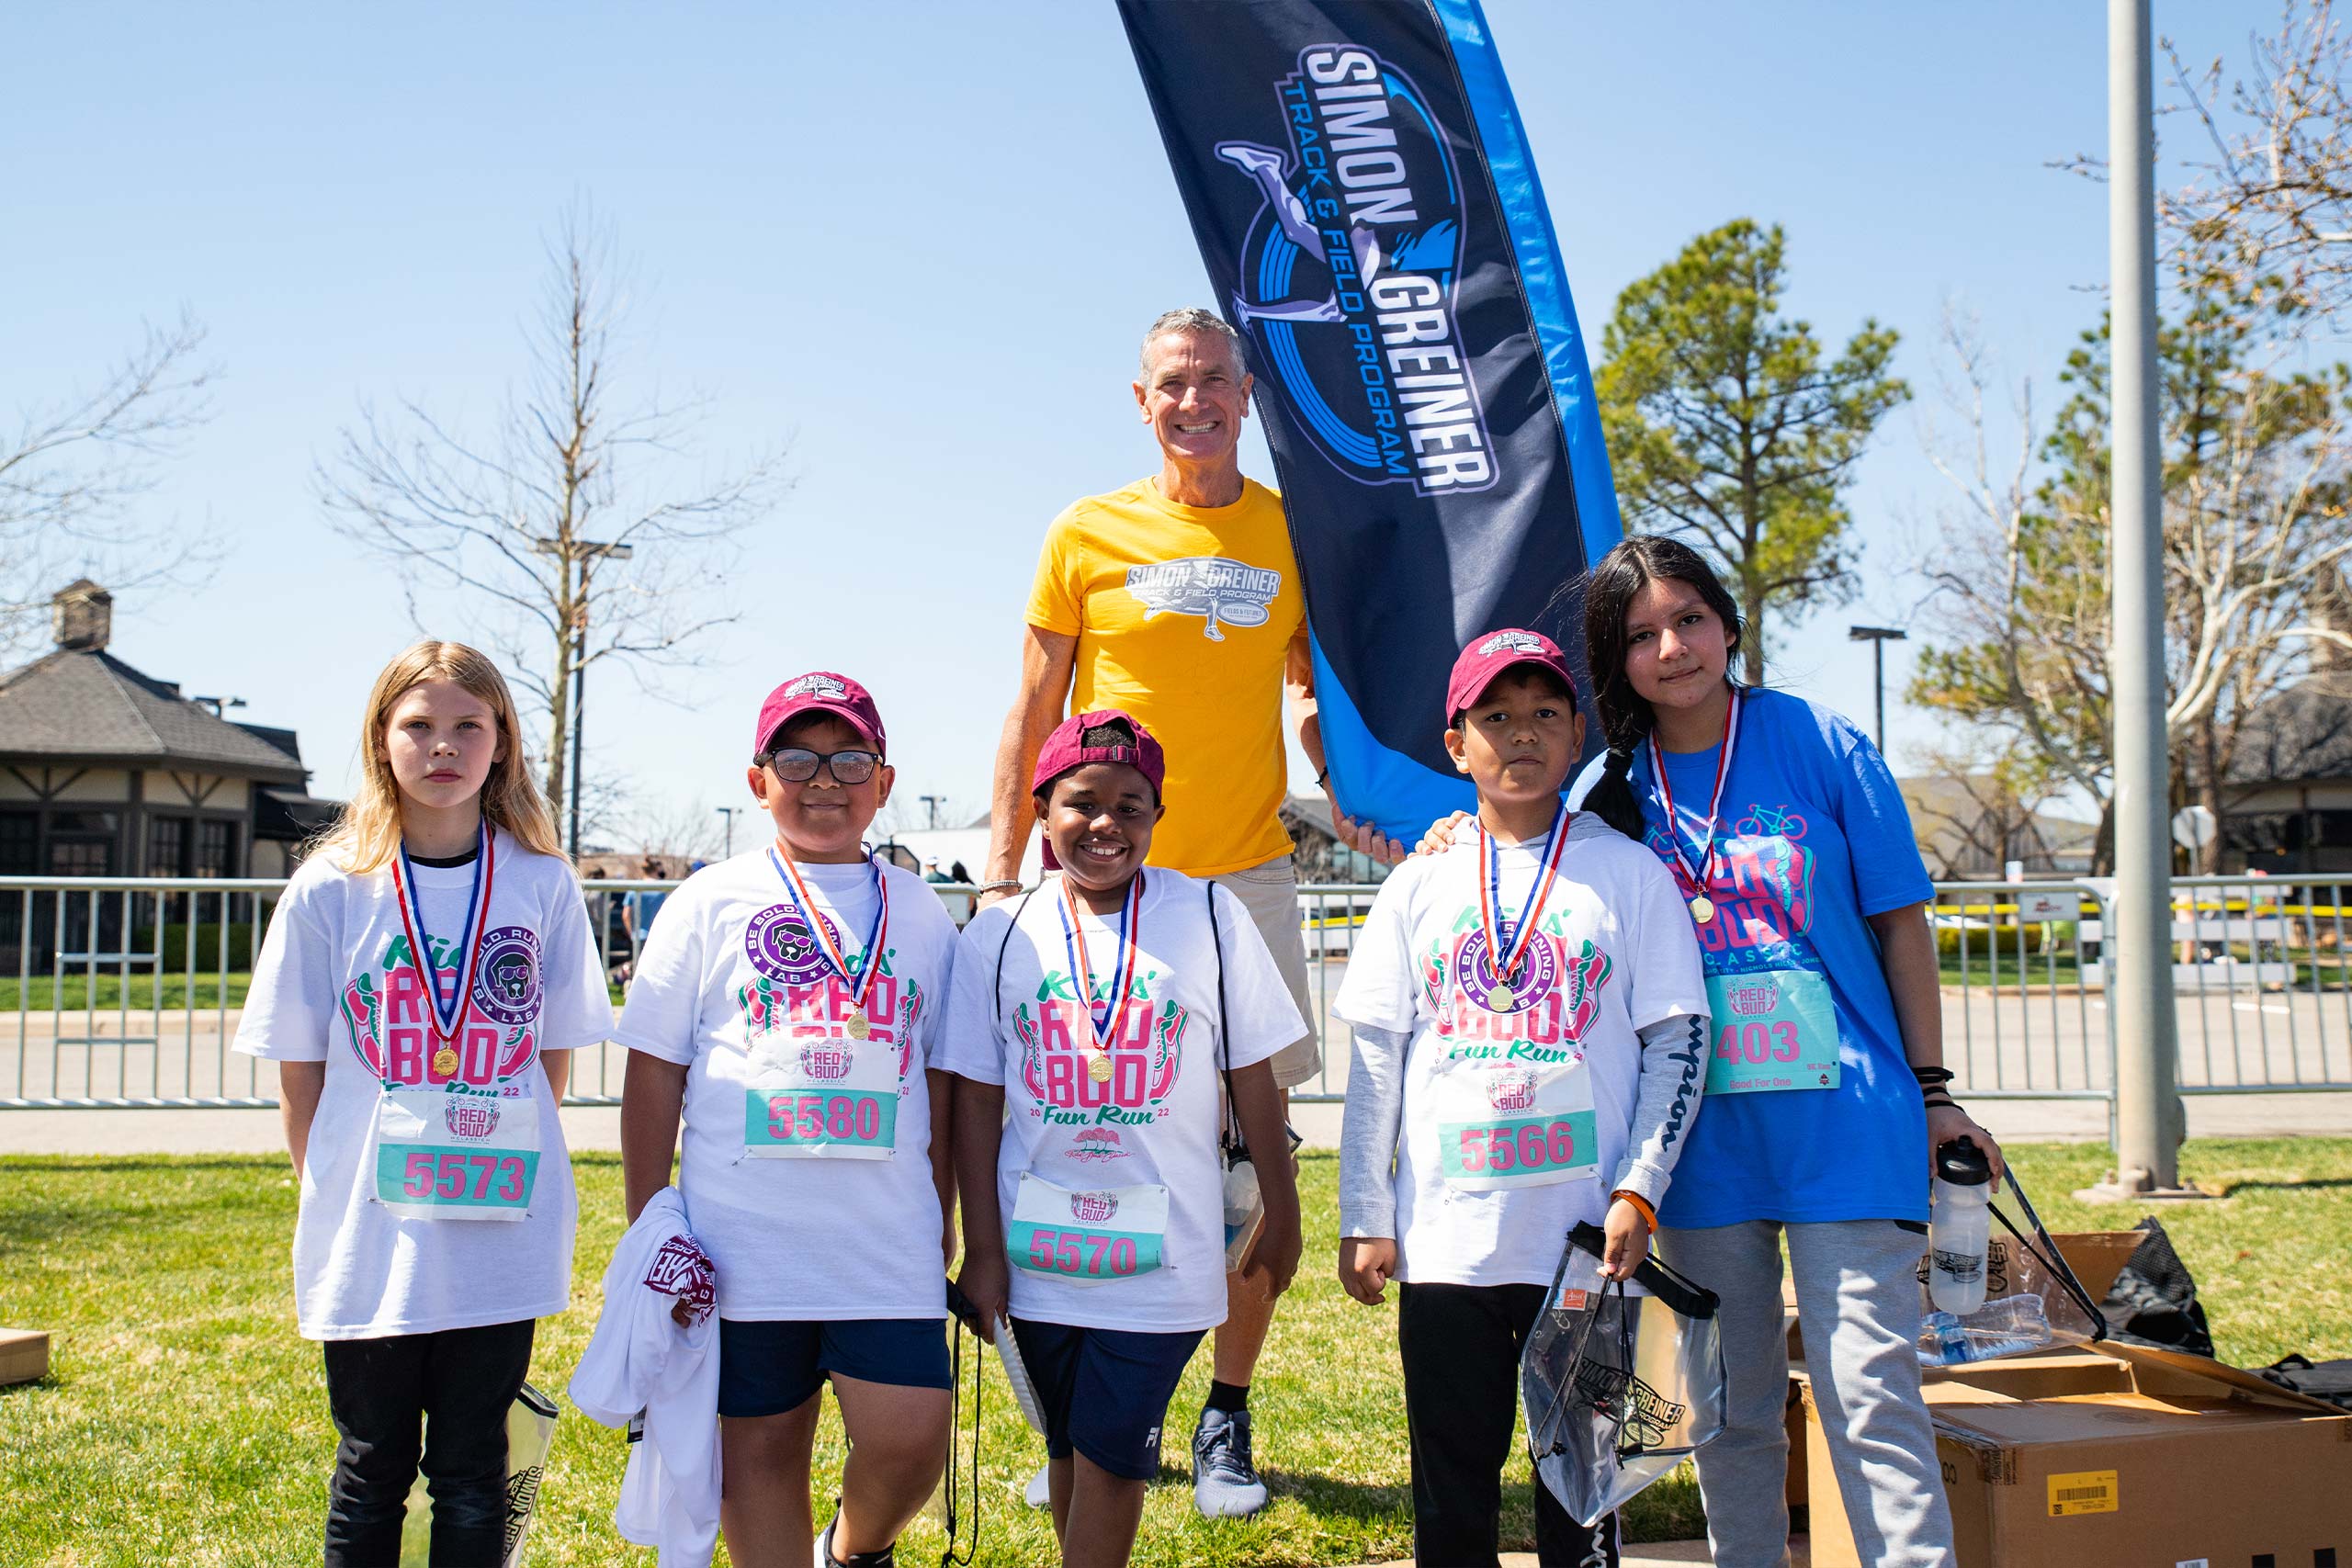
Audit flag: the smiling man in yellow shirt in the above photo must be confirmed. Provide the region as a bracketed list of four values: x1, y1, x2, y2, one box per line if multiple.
[980, 306, 1401, 1520]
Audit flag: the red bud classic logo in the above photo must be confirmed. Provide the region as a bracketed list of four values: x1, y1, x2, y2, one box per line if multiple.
[1722, 978, 1781, 1018]
[798, 1043, 853, 1081]
[445, 1099, 501, 1139]
[1069, 1191, 1119, 1225]
[1217, 45, 1492, 494]
[1487, 1072, 1537, 1112]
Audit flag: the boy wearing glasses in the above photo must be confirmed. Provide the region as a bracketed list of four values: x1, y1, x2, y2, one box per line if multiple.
[617, 671, 961, 1568]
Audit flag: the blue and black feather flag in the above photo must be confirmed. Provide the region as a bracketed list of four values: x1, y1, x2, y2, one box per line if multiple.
[1117, 0, 1622, 843]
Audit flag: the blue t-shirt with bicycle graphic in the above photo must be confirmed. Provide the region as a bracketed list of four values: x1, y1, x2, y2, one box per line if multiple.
[1574, 688, 1934, 1226]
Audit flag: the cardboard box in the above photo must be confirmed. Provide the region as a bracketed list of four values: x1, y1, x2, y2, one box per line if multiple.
[1802, 1341, 2352, 1567]
[0, 1327, 49, 1386]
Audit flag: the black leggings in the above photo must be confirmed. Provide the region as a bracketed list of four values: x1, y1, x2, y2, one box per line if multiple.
[321, 1317, 534, 1567]
[1397, 1281, 1621, 1568]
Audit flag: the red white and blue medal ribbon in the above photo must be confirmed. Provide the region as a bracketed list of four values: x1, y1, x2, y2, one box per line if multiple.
[1057, 870, 1145, 1083]
[769, 845, 888, 1039]
[1647, 686, 1741, 924]
[1476, 801, 1570, 1012]
[391, 822, 495, 1073]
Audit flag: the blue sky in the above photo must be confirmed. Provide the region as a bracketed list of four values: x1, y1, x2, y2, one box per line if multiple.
[4, 2, 2281, 843]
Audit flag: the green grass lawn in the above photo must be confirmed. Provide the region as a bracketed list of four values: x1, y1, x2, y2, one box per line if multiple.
[2, 1141, 2347, 1567]
[0, 974, 253, 1012]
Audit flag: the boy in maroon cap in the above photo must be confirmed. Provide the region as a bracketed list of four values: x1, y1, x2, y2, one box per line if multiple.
[616, 671, 962, 1568]
[1331, 631, 1709, 1567]
[939, 709, 1303, 1567]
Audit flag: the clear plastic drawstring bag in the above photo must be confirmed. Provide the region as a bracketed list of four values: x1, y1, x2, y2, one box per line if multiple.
[1913, 1163, 2110, 1367]
[1522, 1221, 1727, 1531]
[397, 1381, 558, 1568]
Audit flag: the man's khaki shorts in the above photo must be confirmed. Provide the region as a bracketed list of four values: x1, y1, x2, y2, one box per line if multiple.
[1209, 853, 1322, 1091]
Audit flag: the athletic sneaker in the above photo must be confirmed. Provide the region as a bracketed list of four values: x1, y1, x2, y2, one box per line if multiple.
[1023, 1461, 1051, 1509]
[1191, 1405, 1270, 1517]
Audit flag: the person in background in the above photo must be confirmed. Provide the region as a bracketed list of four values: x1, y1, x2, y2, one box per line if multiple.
[980, 305, 1402, 1517]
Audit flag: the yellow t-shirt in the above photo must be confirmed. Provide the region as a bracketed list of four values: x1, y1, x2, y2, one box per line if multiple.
[1025, 476, 1306, 877]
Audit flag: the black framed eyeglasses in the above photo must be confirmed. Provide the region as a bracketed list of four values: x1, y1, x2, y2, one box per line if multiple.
[755, 747, 881, 784]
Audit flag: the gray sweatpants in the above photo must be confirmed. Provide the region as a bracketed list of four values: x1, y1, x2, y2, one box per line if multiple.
[1657, 1219, 1954, 1568]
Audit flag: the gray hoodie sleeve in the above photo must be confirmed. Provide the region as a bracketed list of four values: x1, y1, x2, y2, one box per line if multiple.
[1610, 1010, 1709, 1209]
[1338, 1021, 1410, 1238]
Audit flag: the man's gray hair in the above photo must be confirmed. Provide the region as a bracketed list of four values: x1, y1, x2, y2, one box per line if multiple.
[1139, 307, 1248, 379]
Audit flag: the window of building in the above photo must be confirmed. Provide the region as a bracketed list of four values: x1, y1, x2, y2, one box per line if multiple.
[49, 839, 114, 877]
[148, 815, 188, 877]
[0, 811, 35, 875]
[196, 819, 234, 878]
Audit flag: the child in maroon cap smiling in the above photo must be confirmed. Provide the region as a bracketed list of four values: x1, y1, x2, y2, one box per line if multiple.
[1333, 630, 1709, 1568]
[939, 709, 1302, 1568]
[616, 671, 961, 1568]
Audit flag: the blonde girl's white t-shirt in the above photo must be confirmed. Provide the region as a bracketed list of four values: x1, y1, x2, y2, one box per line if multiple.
[1333, 815, 1707, 1288]
[233, 831, 615, 1340]
[613, 850, 959, 1323]
[935, 870, 1301, 1334]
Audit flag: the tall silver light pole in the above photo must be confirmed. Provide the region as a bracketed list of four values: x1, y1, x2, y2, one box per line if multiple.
[2100, 0, 2186, 1196]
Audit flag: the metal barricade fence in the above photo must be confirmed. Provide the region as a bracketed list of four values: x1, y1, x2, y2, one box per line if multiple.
[4, 873, 2347, 1119]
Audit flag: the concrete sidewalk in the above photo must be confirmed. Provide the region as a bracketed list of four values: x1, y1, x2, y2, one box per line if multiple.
[1354, 1541, 1804, 1566]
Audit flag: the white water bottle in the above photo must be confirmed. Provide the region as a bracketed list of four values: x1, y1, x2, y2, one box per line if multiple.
[1928, 1138, 1993, 1315]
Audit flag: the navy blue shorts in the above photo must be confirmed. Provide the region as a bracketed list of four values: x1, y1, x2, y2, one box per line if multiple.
[1008, 1317, 1206, 1482]
[716, 1317, 951, 1418]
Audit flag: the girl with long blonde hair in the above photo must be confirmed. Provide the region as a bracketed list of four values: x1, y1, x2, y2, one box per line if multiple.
[313, 639, 565, 872]
[236, 638, 614, 1566]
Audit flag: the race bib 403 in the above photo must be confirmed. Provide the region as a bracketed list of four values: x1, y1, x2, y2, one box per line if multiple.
[1704, 969, 1840, 1094]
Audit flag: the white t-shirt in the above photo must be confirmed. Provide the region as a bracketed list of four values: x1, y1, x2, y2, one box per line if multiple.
[614, 849, 959, 1322]
[1333, 814, 1706, 1288]
[234, 832, 613, 1340]
[936, 870, 1300, 1333]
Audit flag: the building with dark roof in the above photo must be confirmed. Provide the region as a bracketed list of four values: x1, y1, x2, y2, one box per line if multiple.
[0, 581, 339, 883]
[2212, 672, 2352, 874]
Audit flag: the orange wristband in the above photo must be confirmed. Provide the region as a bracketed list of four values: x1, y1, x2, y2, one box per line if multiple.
[1610, 1189, 1657, 1234]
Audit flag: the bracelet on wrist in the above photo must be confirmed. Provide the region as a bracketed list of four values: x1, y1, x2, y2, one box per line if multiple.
[1609, 1189, 1657, 1234]
[976, 878, 1023, 894]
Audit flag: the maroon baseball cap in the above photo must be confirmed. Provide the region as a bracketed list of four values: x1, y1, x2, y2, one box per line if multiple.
[1445, 628, 1577, 721]
[752, 671, 886, 759]
[1031, 709, 1166, 802]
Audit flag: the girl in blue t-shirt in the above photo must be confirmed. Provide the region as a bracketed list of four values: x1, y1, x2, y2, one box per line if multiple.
[1570, 536, 2004, 1568]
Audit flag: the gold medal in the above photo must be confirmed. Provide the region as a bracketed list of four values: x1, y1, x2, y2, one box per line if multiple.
[1690, 896, 1715, 924]
[432, 1044, 458, 1077]
[846, 1012, 871, 1041]
[1493, 976, 1518, 1011]
[1087, 1052, 1114, 1084]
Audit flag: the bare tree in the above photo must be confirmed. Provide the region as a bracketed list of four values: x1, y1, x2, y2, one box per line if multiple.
[0, 310, 217, 652]
[2165, 0, 2352, 320]
[625, 791, 729, 863]
[317, 202, 788, 844]
[1909, 294, 2352, 872]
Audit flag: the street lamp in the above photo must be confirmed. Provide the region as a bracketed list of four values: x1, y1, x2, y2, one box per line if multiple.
[532, 536, 635, 858]
[714, 805, 741, 858]
[1847, 626, 1908, 751]
[920, 795, 944, 830]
